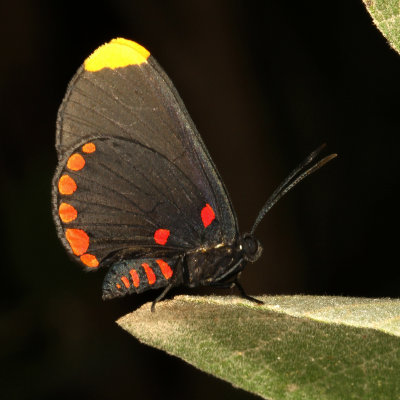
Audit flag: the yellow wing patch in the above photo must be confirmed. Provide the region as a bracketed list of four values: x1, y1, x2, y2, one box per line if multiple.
[84, 38, 150, 72]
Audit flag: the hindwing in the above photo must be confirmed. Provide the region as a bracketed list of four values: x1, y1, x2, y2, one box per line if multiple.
[52, 136, 222, 268]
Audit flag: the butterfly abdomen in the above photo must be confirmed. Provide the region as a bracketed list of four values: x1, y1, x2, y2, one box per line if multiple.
[102, 257, 181, 299]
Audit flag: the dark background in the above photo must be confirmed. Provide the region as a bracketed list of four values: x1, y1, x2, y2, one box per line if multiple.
[1, 1, 399, 399]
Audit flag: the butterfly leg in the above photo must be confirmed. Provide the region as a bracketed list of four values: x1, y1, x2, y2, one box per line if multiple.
[233, 280, 264, 305]
[210, 280, 263, 304]
[151, 283, 174, 312]
[209, 281, 236, 289]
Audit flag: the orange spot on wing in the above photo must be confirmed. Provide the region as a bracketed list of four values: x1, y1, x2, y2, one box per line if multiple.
[141, 263, 156, 285]
[156, 259, 173, 279]
[121, 276, 130, 288]
[59, 202, 77, 223]
[67, 153, 85, 171]
[116, 283, 121, 289]
[201, 203, 215, 228]
[65, 228, 89, 256]
[154, 229, 170, 245]
[129, 269, 140, 287]
[82, 143, 96, 153]
[80, 253, 99, 268]
[58, 175, 77, 195]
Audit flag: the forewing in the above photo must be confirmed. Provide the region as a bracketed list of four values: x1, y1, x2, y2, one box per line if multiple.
[55, 38, 238, 247]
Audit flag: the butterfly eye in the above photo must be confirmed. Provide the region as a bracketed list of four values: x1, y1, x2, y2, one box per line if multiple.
[244, 237, 257, 254]
[240, 234, 263, 262]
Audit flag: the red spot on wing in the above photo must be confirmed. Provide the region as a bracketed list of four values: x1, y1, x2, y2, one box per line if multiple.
[201, 204, 215, 228]
[121, 276, 130, 288]
[65, 228, 89, 256]
[154, 229, 170, 245]
[59, 202, 77, 223]
[141, 263, 156, 285]
[67, 153, 85, 171]
[82, 142, 96, 153]
[80, 253, 99, 268]
[58, 175, 77, 195]
[129, 269, 140, 287]
[156, 259, 173, 279]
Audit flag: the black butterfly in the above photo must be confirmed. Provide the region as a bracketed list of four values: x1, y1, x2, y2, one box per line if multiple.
[52, 38, 336, 311]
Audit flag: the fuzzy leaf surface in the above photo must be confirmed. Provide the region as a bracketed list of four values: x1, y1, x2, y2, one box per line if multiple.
[363, 0, 400, 54]
[118, 295, 400, 400]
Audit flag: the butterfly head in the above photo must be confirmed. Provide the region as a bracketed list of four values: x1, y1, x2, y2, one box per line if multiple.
[239, 233, 263, 263]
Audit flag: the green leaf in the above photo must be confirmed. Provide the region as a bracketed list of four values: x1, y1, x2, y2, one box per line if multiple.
[117, 295, 400, 400]
[362, 0, 400, 54]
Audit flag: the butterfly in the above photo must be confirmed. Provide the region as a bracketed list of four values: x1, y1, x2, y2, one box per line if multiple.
[52, 38, 336, 311]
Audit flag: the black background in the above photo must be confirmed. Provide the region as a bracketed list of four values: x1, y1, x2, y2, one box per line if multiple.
[1, 1, 399, 399]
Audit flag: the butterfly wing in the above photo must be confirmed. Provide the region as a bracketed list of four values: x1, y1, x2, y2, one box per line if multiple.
[53, 38, 238, 271]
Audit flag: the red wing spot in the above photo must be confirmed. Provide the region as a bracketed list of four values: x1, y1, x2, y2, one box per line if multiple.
[65, 228, 89, 256]
[154, 229, 170, 245]
[59, 202, 77, 223]
[129, 269, 140, 287]
[67, 153, 85, 171]
[121, 276, 130, 288]
[80, 253, 99, 268]
[156, 259, 173, 279]
[82, 142, 96, 153]
[58, 175, 77, 195]
[116, 283, 121, 289]
[141, 263, 156, 285]
[201, 203, 215, 228]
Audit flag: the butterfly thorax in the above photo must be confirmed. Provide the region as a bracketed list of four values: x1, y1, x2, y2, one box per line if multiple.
[184, 234, 262, 287]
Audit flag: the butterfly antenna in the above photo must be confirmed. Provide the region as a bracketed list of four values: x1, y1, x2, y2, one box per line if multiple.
[251, 144, 337, 234]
